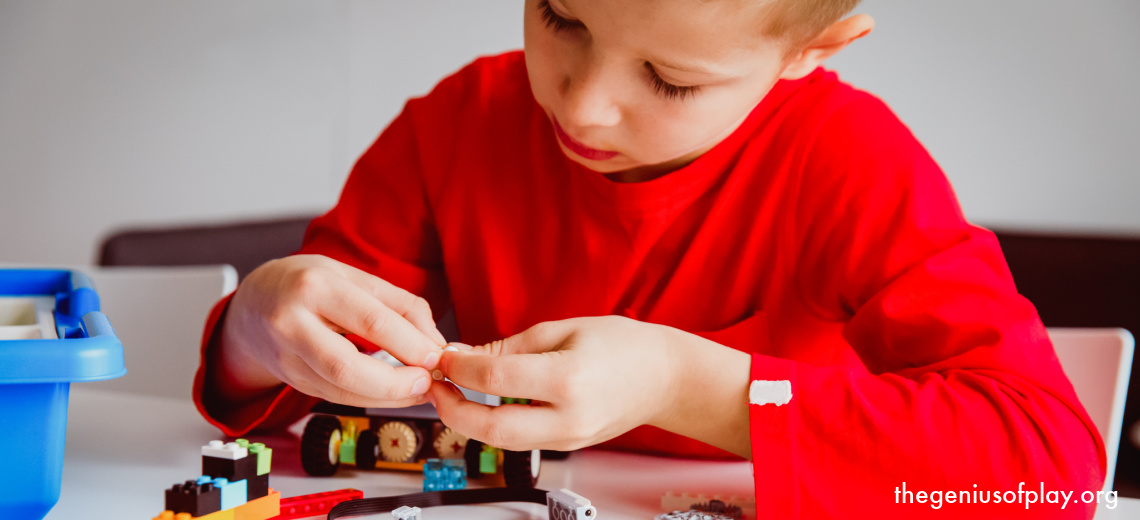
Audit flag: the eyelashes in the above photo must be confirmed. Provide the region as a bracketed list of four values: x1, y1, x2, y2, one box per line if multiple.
[537, 0, 700, 102]
[645, 64, 699, 101]
[539, 0, 581, 33]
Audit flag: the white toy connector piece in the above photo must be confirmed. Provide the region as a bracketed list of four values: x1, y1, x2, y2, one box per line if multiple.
[547, 488, 597, 520]
[201, 440, 248, 460]
[391, 505, 422, 520]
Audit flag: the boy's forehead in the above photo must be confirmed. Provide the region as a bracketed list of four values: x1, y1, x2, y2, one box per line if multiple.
[565, 0, 777, 71]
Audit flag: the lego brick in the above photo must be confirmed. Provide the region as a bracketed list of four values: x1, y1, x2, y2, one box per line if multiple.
[246, 473, 270, 502]
[391, 505, 422, 520]
[248, 442, 273, 476]
[196, 508, 236, 520]
[204, 452, 258, 482]
[547, 489, 597, 520]
[660, 492, 756, 519]
[422, 458, 466, 492]
[234, 489, 281, 520]
[153, 507, 235, 520]
[213, 478, 248, 511]
[165, 476, 222, 517]
[203, 440, 249, 460]
[273, 488, 363, 519]
[479, 445, 497, 474]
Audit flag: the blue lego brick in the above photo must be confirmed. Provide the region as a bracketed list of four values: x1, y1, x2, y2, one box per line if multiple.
[211, 478, 248, 511]
[422, 458, 467, 492]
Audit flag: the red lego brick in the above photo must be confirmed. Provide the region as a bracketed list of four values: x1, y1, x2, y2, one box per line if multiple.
[269, 489, 363, 519]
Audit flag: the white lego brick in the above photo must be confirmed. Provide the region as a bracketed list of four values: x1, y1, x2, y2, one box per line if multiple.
[391, 505, 421, 520]
[547, 488, 597, 520]
[201, 440, 248, 460]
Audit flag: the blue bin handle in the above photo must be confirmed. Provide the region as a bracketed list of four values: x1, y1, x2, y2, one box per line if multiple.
[81, 311, 116, 339]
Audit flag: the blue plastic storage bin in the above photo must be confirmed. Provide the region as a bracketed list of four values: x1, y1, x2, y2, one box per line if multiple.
[0, 269, 126, 520]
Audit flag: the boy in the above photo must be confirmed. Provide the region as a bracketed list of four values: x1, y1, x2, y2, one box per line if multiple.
[196, 0, 1103, 517]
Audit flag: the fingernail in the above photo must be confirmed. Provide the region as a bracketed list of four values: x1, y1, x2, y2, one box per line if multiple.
[426, 392, 437, 407]
[410, 377, 429, 396]
[423, 350, 442, 367]
[447, 342, 474, 351]
[431, 369, 444, 381]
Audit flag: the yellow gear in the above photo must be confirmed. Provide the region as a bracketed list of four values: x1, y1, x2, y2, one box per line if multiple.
[377, 421, 418, 462]
[433, 427, 468, 458]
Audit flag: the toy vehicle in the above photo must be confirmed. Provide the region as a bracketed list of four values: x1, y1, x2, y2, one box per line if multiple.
[300, 397, 541, 488]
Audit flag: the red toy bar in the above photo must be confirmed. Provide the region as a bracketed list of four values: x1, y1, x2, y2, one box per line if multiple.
[269, 489, 363, 520]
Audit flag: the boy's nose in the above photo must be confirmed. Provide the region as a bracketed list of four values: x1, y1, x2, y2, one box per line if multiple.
[559, 62, 622, 129]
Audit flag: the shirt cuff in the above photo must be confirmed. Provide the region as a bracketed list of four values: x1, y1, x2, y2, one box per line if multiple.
[749, 353, 800, 517]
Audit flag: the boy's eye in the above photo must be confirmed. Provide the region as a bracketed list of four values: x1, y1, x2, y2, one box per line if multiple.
[539, 0, 583, 33]
[645, 64, 700, 102]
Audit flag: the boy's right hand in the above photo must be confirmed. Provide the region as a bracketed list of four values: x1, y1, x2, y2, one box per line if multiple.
[215, 254, 447, 408]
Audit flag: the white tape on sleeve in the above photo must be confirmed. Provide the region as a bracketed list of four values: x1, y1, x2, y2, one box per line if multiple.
[749, 380, 792, 406]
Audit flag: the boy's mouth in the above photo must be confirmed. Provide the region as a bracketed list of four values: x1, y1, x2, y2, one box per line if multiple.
[552, 118, 619, 161]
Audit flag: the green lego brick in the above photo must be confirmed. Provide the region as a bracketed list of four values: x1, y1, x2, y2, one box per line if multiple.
[232, 438, 272, 475]
[248, 442, 272, 476]
[340, 438, 356, 465]
[479, 445, 496, 474]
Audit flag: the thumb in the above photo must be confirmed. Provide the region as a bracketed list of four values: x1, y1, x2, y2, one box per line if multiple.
[470, 320, 574, 356]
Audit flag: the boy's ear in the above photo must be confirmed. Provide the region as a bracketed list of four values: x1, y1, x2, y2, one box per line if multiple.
[780, 14, 874, 80]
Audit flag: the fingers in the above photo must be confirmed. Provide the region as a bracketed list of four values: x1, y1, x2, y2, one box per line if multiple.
[438, 349, 566, 403]
[291, 317, 434, 403]
[315, 274, 444, 369]
[429, 382, 568, 451]
[337, 263, 448, 345]
[474, 320, 574, 356]
[284, 355, 429, 408]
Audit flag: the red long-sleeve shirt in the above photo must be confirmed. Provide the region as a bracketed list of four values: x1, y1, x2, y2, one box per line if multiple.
[194, 51, 1103, 517]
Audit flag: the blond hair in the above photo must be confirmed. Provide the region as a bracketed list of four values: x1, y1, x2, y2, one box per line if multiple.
[760, 0, 863, 49]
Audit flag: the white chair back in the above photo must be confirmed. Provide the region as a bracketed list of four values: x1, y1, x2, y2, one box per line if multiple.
[1050, 328, 1134, 492]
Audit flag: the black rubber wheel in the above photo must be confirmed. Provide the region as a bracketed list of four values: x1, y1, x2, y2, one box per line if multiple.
[355, 429, 380, 470]
[541, 449, 571, 460]
[300, 414, 343, 476]
[464, 439, 485, 479]
[502, 449, 541, 488]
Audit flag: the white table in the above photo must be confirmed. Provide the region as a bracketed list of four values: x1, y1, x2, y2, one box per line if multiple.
[46, 387, 755, 520]
[41, 387, 1140, 519]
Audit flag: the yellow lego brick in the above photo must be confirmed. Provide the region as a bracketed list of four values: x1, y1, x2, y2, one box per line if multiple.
[234, 489, 281, 520]
[152, 507, 235, 520]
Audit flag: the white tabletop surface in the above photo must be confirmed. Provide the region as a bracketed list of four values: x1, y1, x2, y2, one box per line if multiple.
[46, 387, 755, 520]
[43, 387, 1140, 520]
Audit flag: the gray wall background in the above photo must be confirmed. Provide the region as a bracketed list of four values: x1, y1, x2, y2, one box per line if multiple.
[1, 0, 1137, 264]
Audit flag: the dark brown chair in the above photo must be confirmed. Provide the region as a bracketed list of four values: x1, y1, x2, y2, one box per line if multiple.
[995, 229, 1140, 496]
[98, 215, 316, 280]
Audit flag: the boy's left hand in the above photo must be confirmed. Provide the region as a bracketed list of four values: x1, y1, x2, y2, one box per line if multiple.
[428, 316, 678, 451]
